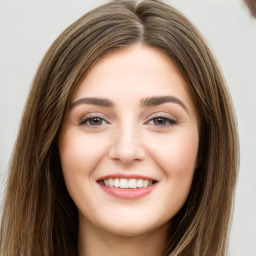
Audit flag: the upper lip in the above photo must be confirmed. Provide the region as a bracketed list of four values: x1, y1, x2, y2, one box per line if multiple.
[97, 173, 157, 182]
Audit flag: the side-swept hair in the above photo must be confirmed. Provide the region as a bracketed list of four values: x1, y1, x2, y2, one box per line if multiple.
[0, 1, 239, 255]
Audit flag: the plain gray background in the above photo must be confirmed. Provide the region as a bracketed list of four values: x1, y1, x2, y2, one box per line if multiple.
[0, 0, 255, 255]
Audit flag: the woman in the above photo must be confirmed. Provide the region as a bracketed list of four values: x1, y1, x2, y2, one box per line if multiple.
[0, 0, 239, 255]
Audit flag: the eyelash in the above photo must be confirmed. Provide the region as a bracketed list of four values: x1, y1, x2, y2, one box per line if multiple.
[79, 115, 178, 128]
[79, 116, 107, 126]
[147, 116, 178, 127]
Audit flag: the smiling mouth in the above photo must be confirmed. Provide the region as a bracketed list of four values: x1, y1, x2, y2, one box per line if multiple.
[98, 178, 157, 189]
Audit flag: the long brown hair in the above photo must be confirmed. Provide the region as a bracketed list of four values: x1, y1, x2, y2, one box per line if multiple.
[0, 1, 239, 255]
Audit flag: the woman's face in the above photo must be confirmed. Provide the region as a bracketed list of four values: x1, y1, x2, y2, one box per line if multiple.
[59, 44, 199, 237]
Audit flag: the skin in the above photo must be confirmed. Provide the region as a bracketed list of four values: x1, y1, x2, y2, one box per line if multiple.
[59, 44, 199, 256]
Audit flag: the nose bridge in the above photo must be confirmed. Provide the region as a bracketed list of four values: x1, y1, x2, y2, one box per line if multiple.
[108, 118, 145, 163]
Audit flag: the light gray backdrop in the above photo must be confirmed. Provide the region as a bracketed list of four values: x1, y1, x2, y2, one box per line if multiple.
[0, 0, 255, 255]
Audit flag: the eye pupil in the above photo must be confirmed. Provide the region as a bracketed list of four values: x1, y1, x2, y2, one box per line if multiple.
[153, 118, 167, 125]
[89, 118, 102, 125]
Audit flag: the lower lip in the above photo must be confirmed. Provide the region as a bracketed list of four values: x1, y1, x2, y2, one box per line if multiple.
[98, 183, 157, 200]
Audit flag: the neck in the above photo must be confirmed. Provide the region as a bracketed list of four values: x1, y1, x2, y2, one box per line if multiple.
[78, 218, 169, 256]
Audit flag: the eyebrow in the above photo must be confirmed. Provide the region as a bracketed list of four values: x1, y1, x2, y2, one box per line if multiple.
[70, 97, 115, 109]
[70, 95, 189, 114]
[141, 96, 189, 114]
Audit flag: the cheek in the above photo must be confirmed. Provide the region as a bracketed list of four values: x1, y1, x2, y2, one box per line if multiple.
[150, 129, 199, 218]
[58, 129, 108, 176]
[150, 130, 198, 176]
[168, 135, 198, 174]
[58, 129, 110, 210]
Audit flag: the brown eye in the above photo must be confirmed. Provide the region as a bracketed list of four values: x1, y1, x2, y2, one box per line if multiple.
[89, 117, 103, 125]
[149, 116, 177, 127]
[80, 117, 106, 126]
[153, 117, 168, 125]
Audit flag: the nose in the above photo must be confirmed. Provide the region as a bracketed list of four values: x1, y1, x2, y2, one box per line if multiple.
[108, 124, 146, 164]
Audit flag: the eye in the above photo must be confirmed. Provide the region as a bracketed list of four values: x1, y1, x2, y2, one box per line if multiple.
[148, 116, 177, 127]
[80, 116, 107, 126]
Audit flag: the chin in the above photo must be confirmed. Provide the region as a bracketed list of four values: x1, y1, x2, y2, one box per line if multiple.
[94, 216, 170, 238]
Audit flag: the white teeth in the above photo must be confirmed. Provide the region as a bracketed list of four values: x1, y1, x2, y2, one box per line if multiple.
[120, 179, 128, 188]
[129, 179, 137, 188]
[143, 180, 149, 188]
[114, 178, 119, 187]
[102, 178, 154, 189]
[109, 178, 114, 187]
[137, 179, 144, 188]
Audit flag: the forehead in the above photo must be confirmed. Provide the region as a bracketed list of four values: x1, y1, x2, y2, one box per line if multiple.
[71, 44, 195, 112]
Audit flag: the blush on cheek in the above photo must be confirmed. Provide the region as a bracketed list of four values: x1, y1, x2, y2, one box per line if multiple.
[59, 133, 111, 182]
[172, 132, 198, 169]
[153, 141, 198, 177]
